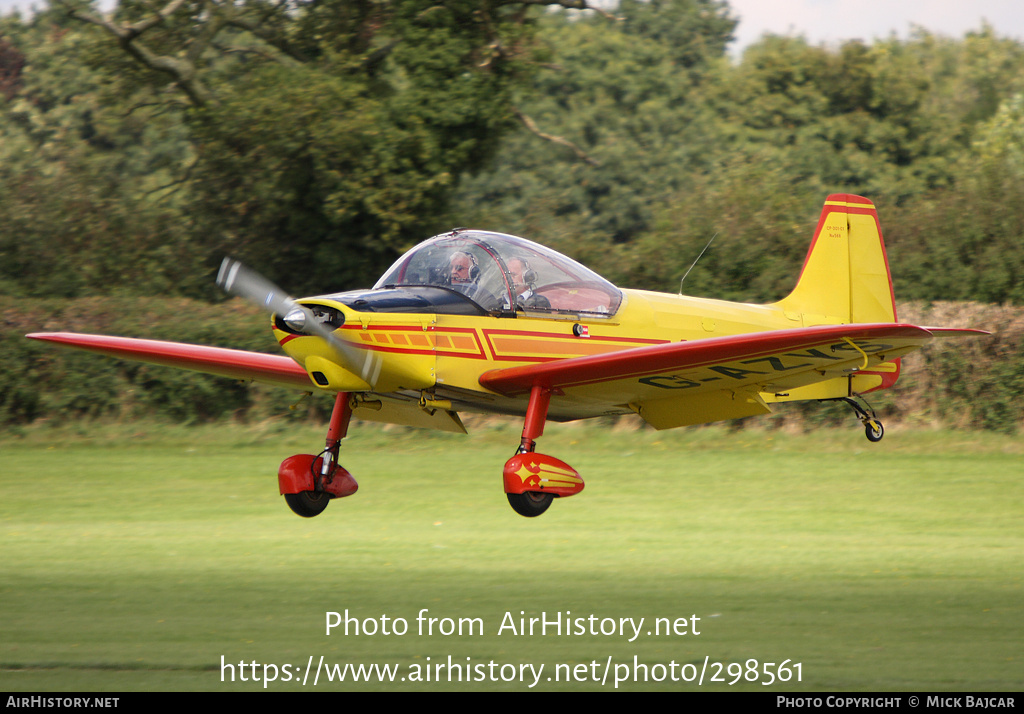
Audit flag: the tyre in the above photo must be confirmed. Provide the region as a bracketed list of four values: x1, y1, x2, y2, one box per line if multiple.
[507, 491, 553, 518]
[865, 421, 884, 443]
[284, 490, 331, 517]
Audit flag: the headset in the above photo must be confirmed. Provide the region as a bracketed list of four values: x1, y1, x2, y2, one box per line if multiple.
[448, 251, 480, 281]
[508, 257, 536, 287]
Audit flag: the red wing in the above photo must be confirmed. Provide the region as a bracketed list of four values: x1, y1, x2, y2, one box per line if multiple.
[479, 323, 947, 398]
[27, 332, 312, 390]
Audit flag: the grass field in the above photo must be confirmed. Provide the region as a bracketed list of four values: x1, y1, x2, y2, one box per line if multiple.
[1, 419, 1021, 691]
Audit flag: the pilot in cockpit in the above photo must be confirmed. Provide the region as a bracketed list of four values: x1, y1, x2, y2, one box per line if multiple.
[446, 251, 499, 309]
[447, 251, 478, 286]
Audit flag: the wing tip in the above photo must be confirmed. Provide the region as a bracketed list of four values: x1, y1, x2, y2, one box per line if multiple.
[923, 327, 992, 337]
[26, 332, 71, 343]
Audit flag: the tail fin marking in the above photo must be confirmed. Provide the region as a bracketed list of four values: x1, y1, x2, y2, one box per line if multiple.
[778, 194, 897, 326]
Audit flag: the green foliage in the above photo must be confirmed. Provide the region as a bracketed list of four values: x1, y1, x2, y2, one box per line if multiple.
[925, 333, 1024, 435]
[454, 13, 1024, 304]
[618, 0, 734, 67]
[2, 297, 325, 425]
[71, 0, 545, 294]
[5, 2, 1024, 304]
[884, 95, 1024, 305]
[0, 1, 554, 297]
[451, 0, 737, 275]
[0, 9, 203, 299]
[606, 161, 820, 300]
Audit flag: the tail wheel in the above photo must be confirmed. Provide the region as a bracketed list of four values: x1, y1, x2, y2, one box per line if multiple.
[865, 420, 884, 443]
[507, 491, 554, 518]
[285, 490, 331, 518]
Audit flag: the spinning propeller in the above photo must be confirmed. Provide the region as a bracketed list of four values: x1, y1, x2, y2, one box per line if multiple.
[216, 258, 375, 385]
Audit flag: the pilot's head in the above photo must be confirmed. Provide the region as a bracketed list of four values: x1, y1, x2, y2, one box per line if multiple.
[507, 257, 535, 295]
[448, 252, 478, 284]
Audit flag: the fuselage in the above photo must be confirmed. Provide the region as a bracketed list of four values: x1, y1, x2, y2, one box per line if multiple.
[270, 227, 896, 428]
[273, 285, 821, 422]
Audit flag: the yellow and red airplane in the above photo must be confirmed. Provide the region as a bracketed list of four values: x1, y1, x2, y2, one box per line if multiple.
[28, 194, 986, 518]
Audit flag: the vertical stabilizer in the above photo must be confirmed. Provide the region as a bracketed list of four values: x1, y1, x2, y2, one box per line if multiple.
[777, 194, 897, 326]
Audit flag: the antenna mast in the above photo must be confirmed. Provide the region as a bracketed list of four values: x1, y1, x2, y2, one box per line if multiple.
[678, 233, 717, 295]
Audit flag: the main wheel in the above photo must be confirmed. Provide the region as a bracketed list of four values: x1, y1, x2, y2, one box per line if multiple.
[507, 491, 554, 518]
[285, 490, 331, 518]
[864, 420, 884, 443]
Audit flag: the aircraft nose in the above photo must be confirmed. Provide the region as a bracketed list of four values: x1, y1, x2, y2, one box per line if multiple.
[283, 307, 307, 332]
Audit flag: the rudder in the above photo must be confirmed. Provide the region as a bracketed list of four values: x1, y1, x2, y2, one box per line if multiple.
[777, 194, 897, 326]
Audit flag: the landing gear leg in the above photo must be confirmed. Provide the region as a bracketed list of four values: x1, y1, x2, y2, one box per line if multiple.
[318, 390, 353, 483]
[834, 395, 884, 443]
[279, 391, 358, 517]
[503, 385, 584, 517]
[518, 384, 551, 456]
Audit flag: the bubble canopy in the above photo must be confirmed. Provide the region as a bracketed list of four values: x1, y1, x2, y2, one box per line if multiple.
[374, 230, 623, 317]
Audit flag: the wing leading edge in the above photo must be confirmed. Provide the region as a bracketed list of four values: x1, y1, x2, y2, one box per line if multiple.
[26, 332, 312, 390]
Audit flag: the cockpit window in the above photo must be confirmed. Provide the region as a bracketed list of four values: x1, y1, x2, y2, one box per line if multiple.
[375, 231, 622, 317]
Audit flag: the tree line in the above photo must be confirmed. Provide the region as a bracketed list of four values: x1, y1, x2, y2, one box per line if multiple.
[2, 0, 1024, 303]
[2, 1, 1023, 431]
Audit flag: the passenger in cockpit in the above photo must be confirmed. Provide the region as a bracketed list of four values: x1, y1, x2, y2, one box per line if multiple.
[507, 257, 551, 310]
